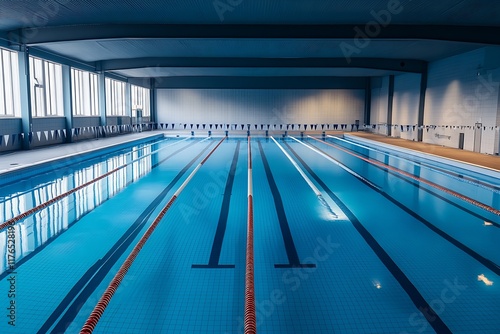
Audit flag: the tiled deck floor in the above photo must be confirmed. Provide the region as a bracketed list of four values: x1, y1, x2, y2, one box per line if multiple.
[0, 132, 164, 174]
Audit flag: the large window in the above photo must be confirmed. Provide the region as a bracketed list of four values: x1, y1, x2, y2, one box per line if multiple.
[131, 85, 150, 117]
[29, 57, 63, 117]
[0, 48, 21, 117]
[105, 78, 126, 116]
[71, 68, 99, 116]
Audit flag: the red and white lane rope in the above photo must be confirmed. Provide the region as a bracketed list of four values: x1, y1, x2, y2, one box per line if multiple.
[80, 137, 226, 334]
[244, 136, 257, 334]
[310, 136, 500, 217]
[0, 137, 193, 232]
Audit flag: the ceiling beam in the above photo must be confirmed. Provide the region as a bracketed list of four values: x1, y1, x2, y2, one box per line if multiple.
[100, 57, 426, 73]
[153, 76, 366, 89]
[29, 47, 96, 72]
[0, 31, 12, 49]
[9, 24, 500, 45]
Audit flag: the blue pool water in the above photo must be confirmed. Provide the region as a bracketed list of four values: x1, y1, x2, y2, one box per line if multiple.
[0, 135, 499, 333]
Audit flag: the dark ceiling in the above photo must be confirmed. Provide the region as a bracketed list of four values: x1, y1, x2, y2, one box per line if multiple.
[0, 0, 499, 81]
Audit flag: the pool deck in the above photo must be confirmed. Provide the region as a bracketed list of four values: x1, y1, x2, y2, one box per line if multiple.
[0, 132, 165, 175]
[348, 131, 500, 171]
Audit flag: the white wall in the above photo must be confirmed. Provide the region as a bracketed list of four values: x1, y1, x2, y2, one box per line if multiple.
[424, 47, 500, 154]
[157, 89, 365, 131]
[496, 92, 500, 154]
[370, 76, 389, 135]
[392, 73, 421, 141]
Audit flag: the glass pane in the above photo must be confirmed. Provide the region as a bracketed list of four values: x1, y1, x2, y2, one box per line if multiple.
[29, 57, 64, 117]
[91, 74, 98, 116]
[105, 78, 111, 115]
[131, 85, 150, 117]
[0, 51, 5, 116]
[10, 52, 20, 117]
[54, 63, 63, 116]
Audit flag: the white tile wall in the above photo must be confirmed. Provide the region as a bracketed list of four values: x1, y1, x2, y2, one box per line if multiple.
[370, 76, 389, 135]
[423, 47, 500, 154]
[392, 73, 421, 141]
[157, 89, 365, 129]
[495, 91, 500, 153]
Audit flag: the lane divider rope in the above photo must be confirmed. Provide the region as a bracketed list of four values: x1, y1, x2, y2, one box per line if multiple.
[0, 137, 194, 232]
[244, 136, 257, 334]
[310, 136, 500, 217]
[80, 137, 226, 333]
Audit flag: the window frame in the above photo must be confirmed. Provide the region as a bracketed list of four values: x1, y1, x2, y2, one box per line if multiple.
[0, 48, 21, 118]
[71, 68, 99, 116]
[105, 77, 126, 116]
[29, 56, 64, 117]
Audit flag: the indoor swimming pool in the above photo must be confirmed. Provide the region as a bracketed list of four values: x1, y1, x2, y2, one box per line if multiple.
[0, 134, 499, 333]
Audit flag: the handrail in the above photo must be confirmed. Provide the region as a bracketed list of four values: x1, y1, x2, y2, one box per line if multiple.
[80, 137, 226, 333]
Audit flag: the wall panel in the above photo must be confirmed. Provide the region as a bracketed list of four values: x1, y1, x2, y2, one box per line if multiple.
[424, 48, 500, 154]
[157, 89, 365, 132]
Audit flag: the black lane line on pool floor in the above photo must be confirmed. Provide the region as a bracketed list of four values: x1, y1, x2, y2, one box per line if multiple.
[40, 140, 215, 334]
[310, 140, 500, 275]
[257, 140, 315, 269]
[0, 139, 199, 282]
[192, 140, 241, 269]
[284, 141, 452, 334]
[328, 138, 500, 228]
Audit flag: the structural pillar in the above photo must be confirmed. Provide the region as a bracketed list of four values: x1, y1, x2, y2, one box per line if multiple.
[387, 75, 395, 137]
[364, 77, 371, 127]
[18, 46, 32, 150]
[98, 72, 107, 128]
[417, 64, 428, 142]
[125, 81, 132, 122]
[61, 64, 73, 143]
[150, 78, 157, 126]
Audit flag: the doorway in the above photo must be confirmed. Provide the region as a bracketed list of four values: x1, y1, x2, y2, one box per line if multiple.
[473, 122, 482, 152]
